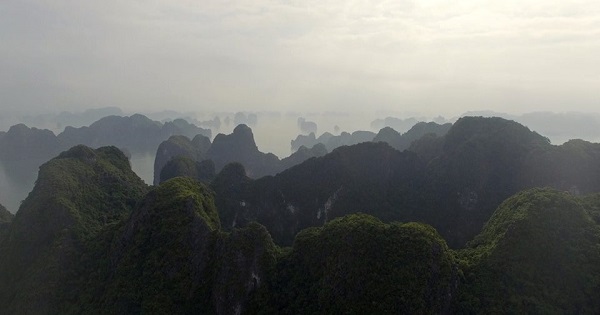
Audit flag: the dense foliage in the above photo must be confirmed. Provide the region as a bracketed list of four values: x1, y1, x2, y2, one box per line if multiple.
[74, 177, 278, 314]
[159, 156, 216, 184]
[3, 116, 600, 314]
[456, 188, 600, 313]
[257, 214, 458, 314]
[0, 145, 148, 314]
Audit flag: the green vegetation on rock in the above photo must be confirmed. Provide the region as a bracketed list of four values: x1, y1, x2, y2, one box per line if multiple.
[0, 145, 148, 314]
[259, 213, 458, 314]
[75, 177, 277, 314]
[159, 156, 216, 184]
[456, 188, 600, 314]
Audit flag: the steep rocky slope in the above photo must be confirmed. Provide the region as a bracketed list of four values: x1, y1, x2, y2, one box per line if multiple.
[0, 145, 148, 314]
[456, 188, 600, 313]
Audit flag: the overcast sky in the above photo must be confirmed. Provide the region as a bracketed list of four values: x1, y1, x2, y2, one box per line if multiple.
[1, 0, 599, 117]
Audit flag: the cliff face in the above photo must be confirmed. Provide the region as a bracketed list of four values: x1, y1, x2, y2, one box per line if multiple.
[99, 177, 221, 314]
[0, 164, 278, 314]
[93, 177, 277, 315]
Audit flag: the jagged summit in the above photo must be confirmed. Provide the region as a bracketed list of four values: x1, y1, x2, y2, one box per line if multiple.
[209, 124, 260, 163]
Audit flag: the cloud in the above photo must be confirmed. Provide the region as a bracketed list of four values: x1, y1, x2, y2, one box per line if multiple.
[1, 0, 599, 115]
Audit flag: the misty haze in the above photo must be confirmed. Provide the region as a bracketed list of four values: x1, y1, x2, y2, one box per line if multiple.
[2, 1, 600, 314]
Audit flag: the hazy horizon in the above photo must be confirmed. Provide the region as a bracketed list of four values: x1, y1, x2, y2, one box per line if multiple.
[2, 0, 600, 213]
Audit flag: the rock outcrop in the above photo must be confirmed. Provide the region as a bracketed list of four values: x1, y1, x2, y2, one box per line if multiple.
[153, 134, 211, 185]
[456, 188, 600, 313]
[207, 124, 279, 177]
[0, 145, 148, 314]
[373, 122, 452, 151]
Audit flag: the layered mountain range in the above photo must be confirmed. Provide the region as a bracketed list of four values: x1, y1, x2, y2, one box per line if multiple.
[1, 116, 600, 313]
[153, 124, 329, 185]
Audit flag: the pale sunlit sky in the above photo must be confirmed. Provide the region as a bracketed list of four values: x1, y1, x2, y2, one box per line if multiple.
[1, 0, 599, 117]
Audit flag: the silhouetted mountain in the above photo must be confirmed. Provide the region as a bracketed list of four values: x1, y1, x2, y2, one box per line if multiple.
[370, 116, 419, 133]
[419, 116, 554, 246]
[462, 110, 600, 144]
[291, 130, 376, 152]
[234, 112, 258, 126]
[212, 142, 426, 245]
[279, 143, 328, 171]
[54, 107, 124, 129]
[290, 132, 319, 152]
[207, 124, 279, 177]
[3, 116, 600, 313]
[291, 122, 449, 155]
[520, 139, 600, 194]
[153, 134, 211, 185]
[216, 117, 600, 248]
[58, 114, 210, 153]
[154, 125, 326, 183]
[373, 122, 452, 151]
[0, 124, 62, 162]
[0, 145, 148, 314]
[0, 124, 64, 187]
[0, 115, 210, 208]
[407, 132, 446, 162]
[456, 188, 600, 313]
[297, 117, 317, 134]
